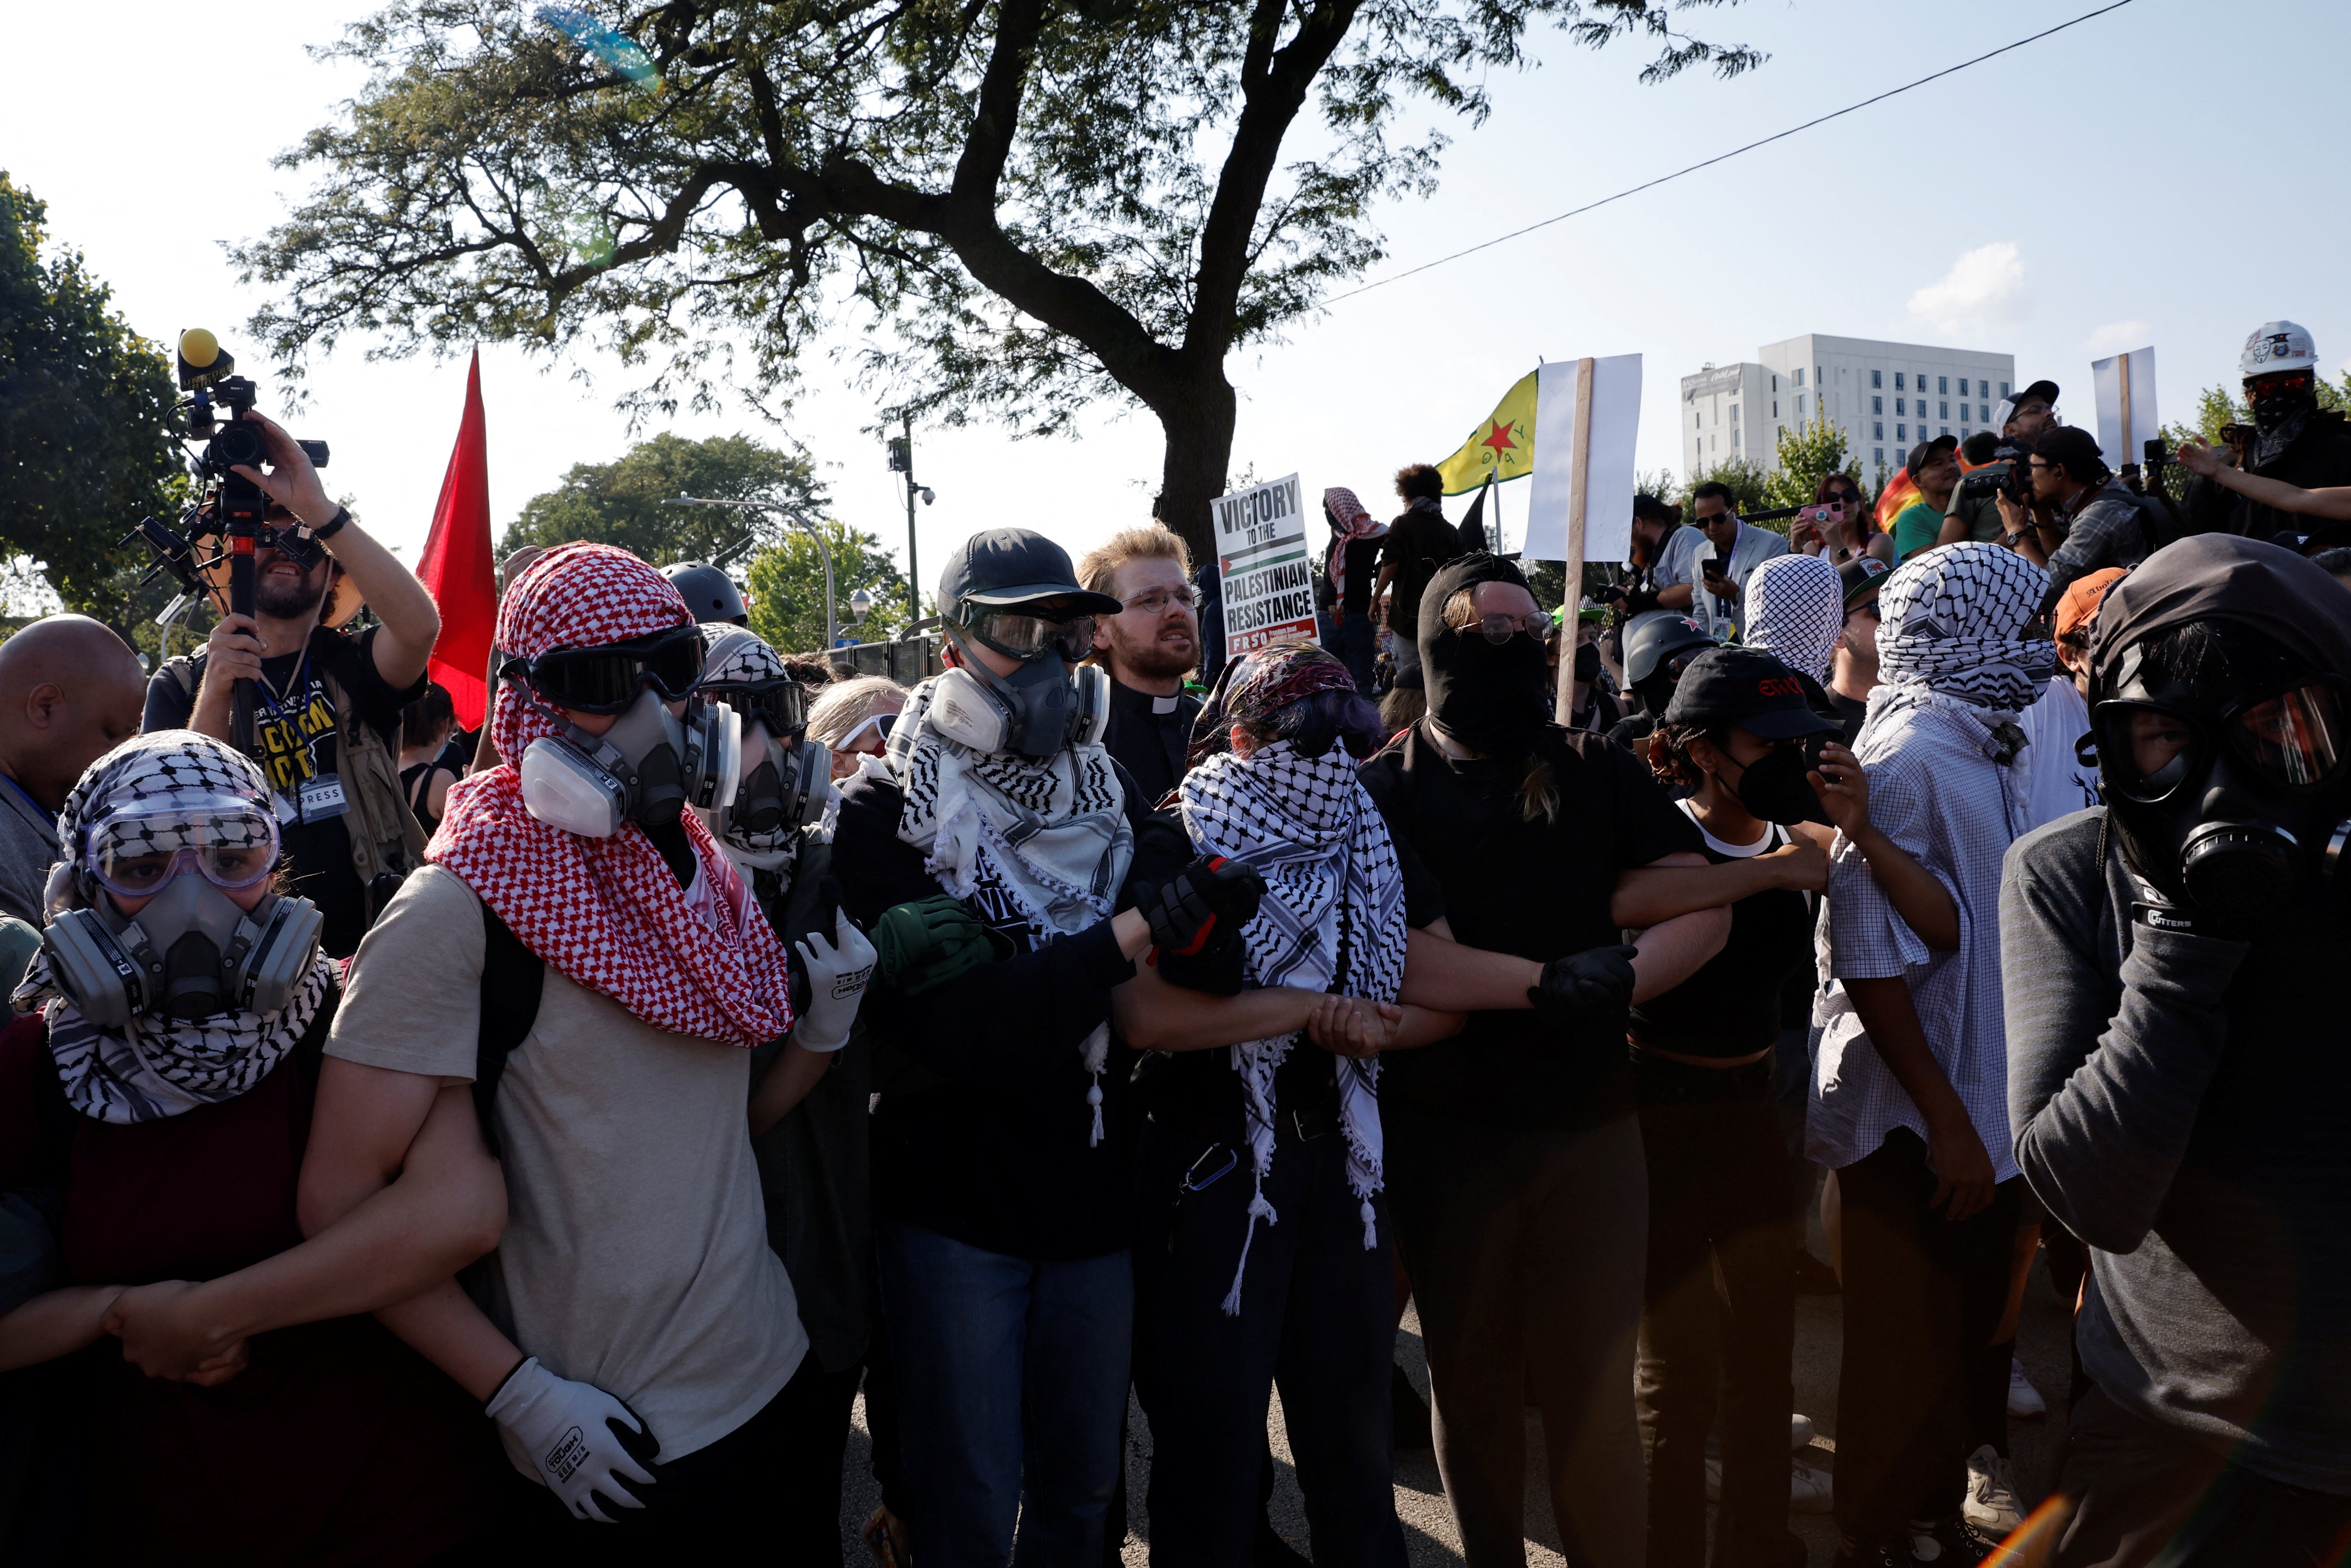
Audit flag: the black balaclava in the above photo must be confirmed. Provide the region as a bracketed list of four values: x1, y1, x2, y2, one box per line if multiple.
[2090, 535, 2351, 929]
[1420, 552, 1552, 756]
[2249, 370, 2318, 465]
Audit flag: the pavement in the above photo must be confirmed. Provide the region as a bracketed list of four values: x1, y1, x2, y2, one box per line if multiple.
[834, 1236, 2078, 1566]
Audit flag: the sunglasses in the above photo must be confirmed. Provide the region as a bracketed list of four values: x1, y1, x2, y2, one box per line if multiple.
[704, 676, 809, 736]
[499, 623, 707, 714]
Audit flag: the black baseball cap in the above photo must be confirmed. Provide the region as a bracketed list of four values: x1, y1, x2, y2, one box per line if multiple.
[1662, 647, 1841, 741]
[1839, 555, 1890, 611]
[2013, 379, 2059, 409]
[936, 528, 1123, 621]
[2034, 424, 2110, 477]
[1905, 433, 1959, 482]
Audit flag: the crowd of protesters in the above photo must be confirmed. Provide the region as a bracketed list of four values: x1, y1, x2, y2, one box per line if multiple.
[0, 321, 2343, 1568]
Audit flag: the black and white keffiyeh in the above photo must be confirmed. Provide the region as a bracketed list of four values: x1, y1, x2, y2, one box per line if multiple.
[1179, 741, 1407, 1314]
[700, 625, 823, 876]
[1868, 543, 2051, 733]
[1744, 554, 1844, 684]
[888, 674, 1135, 1138]
[11, 732, 335, 1124]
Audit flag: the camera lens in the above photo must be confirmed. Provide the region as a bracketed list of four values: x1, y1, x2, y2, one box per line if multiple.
[208, 422, 266, 470]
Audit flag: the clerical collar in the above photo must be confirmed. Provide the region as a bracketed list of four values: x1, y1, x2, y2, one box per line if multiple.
[1151, 694, 1180, 714]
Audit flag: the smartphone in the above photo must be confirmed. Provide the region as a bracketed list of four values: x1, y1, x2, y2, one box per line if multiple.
[1706, 550, 1732, 582]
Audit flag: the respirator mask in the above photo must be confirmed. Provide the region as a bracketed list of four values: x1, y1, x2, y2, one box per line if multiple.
[932, 611, 1109, 761]
[43, 793, 323, 1026]
[701, 677, 827, 837]
[2094, 647, 2351, 930]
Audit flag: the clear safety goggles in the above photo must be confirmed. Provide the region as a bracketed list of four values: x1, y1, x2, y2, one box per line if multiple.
[2094, 678, 2351, 803]
[82, 791, 281, 897]
[967, 609, 1096, 664]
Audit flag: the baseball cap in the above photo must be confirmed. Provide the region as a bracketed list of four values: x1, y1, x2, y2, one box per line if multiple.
[2034, 424, 2110, 476]
[1992, 379, 2060, 432]
[937, 528, 1123, 621]
[1838, 555, 1890, 611]
[1661, 647, 1842, 741]
[1905, 433, 1959, 482]
[2054, 567, 2126, 643]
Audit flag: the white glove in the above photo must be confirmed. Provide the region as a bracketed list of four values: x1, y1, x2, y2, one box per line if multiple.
[793, 908, 877, 1054]
[485, 1356, 659, 1523]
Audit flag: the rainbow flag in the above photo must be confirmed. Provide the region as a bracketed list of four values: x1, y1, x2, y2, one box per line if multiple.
[1874, 469, 1919, 531]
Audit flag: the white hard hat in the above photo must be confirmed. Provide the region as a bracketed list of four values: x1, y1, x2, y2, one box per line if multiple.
[2240, 321, 2317, 378]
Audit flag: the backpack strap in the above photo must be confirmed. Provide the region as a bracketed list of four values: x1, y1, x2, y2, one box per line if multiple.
[473, 899, 545, 1160]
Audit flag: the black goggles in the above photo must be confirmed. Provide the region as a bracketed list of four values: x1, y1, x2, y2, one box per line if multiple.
[2093, 678, 2350, 803]
[498, 624, 707, 714]
[705, 676, 809, 736]
[964, 609, 1097, 664]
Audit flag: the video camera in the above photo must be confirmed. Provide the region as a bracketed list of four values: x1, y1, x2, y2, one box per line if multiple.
[162, 328, 331, 572]
[1958, 441, 2031, 502]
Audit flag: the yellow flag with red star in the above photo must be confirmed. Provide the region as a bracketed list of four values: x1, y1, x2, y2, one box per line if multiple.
[1437, 370, 1538, 495]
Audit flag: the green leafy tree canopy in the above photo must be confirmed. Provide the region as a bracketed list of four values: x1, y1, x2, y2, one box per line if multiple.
[502, 431, 829, 565]
[238, 0, 1761, 564]
[1761, 415, 1856, 515]
[746, 520, 915, 655]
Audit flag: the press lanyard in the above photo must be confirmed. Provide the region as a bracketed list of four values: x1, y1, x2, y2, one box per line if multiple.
[252, 648, 319, 770]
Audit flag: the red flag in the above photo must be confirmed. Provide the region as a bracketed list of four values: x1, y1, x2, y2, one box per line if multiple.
[416, 351, 497, 730]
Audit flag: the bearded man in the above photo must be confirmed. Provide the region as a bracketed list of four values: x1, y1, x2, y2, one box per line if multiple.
[1079, 524, 1204, 807]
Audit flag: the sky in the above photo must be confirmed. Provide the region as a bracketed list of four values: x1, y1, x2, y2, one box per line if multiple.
[6, 0, 2348, 608]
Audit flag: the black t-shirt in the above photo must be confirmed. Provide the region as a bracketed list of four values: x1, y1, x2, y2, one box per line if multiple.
[1359, 722, 1702, 1130]
[1340, 537, 1383, 617]
[1380, 508, 1463, 637]
[1627, 811, 1811, 1058]
[1101, 678, 1201, 812]
[144, 625, 424, 958]
[1829, 688, 1870, 746]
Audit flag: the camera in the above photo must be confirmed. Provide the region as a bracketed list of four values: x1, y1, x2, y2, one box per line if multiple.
[177, 329, 329, 482]
[1959, 441, 2030, 501]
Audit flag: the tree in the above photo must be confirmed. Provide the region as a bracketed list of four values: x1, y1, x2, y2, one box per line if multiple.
[237, 1, 1761, 564]
[1682, 456, 1768, 516]
[746, 519, 915, 653]
[501, 431, 829, 562]
[0, 172, 187, 634]
[1760, 415, 1853, 513]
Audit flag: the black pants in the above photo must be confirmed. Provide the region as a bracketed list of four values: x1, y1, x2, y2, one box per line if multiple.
[484, 1356, 837, 1562]
[1833, 1128, 2022, 1549]
[1633, 1055, 1796, 1568]
[2053, 1388, 2351, 1568]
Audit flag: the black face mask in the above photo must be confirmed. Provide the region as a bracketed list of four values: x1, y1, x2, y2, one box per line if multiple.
[1427, 624, 1551, 755]
[2249, 382, 2317, 437]
[1573, 641, 1603, 683]
[1725, 742, 1832, 827]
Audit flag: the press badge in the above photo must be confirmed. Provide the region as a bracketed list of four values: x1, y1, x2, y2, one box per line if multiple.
[297, 772, 349, 823]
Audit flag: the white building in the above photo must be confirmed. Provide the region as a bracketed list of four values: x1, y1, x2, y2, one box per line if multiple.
[1680, 334, 2018, 484]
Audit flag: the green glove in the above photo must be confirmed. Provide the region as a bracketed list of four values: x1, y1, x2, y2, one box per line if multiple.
[871, 895, 1010, 996]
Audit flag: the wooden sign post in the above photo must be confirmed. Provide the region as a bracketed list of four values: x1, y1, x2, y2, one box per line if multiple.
[1555, 356, 1597, 725]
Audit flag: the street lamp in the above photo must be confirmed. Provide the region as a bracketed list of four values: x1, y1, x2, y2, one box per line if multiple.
[662, 494, 837, 650]
[848, 587, 874, 635]
[888, 418, 936, 618]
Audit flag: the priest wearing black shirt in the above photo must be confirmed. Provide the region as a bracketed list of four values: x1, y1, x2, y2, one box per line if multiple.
[1079, 525, 1204, 808]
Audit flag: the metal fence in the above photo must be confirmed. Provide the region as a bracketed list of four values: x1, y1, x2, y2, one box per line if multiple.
[821, 634, 943, 685]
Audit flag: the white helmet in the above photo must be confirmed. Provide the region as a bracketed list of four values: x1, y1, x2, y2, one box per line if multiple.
[2240, 321, 2317, 379]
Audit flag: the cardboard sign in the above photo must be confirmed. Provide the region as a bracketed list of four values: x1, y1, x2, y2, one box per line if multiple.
[2092, 347, 2159, 473]
[1213, 472, 1319, 656]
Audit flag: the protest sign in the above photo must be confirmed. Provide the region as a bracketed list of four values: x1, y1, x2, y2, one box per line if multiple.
[1523, 354, 1642, 572]
[1213, 472, 1319, 656]
[2092, 346, 2159, 474]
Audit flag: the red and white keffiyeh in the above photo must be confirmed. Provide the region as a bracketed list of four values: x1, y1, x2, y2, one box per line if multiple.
[429, 542, 794, 1048]
[1324, 487, 1385, 591]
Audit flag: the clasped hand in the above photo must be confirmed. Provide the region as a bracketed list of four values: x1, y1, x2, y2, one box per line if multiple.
[103, 1280, 249, 1386]
[1305, 994, 1403, 1059]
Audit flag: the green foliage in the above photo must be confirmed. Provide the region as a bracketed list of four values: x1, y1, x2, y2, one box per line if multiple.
[2160, 375, 2351, 453]
[1761, 417, 1856, 512]
[745, 522, 914, 655]
[0, 172, 188, 634]
[501, 432, 828, 564]
[1633, 468, 1684, 516]
[1682, 457, 1770, 516]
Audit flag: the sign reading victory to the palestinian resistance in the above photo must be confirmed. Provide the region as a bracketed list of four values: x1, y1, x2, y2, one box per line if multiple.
[1213, 472, 1319, 656]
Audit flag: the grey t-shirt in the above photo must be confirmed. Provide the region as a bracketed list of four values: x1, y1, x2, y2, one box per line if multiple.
[0, 777, 60, 927]
[328, 864, 808, 1462]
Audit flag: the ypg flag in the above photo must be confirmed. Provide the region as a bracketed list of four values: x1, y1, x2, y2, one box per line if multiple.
[1437, 370, 1538, 495]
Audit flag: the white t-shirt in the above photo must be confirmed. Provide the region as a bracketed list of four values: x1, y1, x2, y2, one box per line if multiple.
[328, 864, 807, 1463]
[2017, 676, 2101, 832]
[1674, 799, 1785, 859]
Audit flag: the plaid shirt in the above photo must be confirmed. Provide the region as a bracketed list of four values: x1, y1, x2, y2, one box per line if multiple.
[2045, 477, 2148, 581]
[1810, 700, 2025, 1180]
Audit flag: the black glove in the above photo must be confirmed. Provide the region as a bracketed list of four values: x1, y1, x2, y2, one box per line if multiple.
[1528, 944, 1639, 1028]
[1142, 856, 1266, 957]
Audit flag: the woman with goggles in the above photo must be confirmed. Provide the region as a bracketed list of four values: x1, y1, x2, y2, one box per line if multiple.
[0, 732, 507, 1563]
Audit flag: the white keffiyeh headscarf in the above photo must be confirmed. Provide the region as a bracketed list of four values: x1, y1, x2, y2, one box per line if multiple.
[699, 625, 827, 878]
[1868, 544, 2051, 730]
[887, 672, 1135, 1137]
[1744, 554, 1844, 684]
[12, 732, 336, 1125]
[1179, 740, 1406, 1315]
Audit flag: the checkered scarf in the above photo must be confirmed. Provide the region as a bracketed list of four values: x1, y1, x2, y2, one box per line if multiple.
[430, 544, 794, 1048]
[1744, 554, 1844, 684]
[1324, 487, 1385, 591]
[13, 732, 335, 1124]
[1179, 740, 1405, 1314]
[699, 625, 813, 875]
[1868, 543, 2051, 733]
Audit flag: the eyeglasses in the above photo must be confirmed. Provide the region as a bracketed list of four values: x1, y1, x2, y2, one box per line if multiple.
[2094, 679, 2349, 803]
[85, 792, 281, 897]
[703, 676, 809, 736]
[966, 609, 1097, 664]
[1471, 612, 1551, 644]
[1120, 587, 1199, 615]
[499, 623, 706, 714]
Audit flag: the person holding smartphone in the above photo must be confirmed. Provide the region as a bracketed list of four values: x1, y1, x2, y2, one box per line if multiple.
[1685, 484, 1790, 642]
[1792, 473, 1895, 568]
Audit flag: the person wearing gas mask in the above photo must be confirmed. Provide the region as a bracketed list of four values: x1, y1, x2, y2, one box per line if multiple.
[298, 544, 839, 1555]
[1810, 544, 2050, 1568]
[0, 731, 509, 1563]
[2180, 321, 2351, 543]
[1634, 647, 1841, 1568]
[1605, 608, 1716, 758]
[2002, 535, 2351, 1567]
[1351, 554, 1756, 1568]
[144, 414, 440, 959]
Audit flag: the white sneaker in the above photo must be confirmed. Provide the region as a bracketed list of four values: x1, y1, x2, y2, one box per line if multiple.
[1791, 1412, 1817, 1450]
[2007, 1357, 2047, 1419]
[1964, 1443, 2025, 1538]
[1790, 1451, 1833, 1513]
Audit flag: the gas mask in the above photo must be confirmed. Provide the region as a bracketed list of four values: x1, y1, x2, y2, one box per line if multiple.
[932, 629, 1109, 760]
[728, 721, 831, 838]
[2094, 647, 2351, 930]
[1724, 740, 1833, 828]
[44, 870, 322, 1028]
[518, 686, 741, 839]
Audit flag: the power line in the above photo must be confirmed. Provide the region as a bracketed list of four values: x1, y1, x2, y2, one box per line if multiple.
[1323, 0, 2139, 306]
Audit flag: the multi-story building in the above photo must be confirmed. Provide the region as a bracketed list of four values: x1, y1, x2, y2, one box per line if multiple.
[1679, 334, 2018, 484]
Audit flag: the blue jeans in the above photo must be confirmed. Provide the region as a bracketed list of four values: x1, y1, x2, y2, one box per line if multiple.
[1324, 612, 1378, 695]
[876, 1223, 1133, 1568]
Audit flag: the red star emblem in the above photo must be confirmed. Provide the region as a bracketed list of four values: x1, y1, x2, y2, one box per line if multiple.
[1480, 420, 1518, 454]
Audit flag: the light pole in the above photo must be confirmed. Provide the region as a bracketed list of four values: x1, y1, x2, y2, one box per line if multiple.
[887, 418, 936, 622]
[663, 494, 837, 650]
